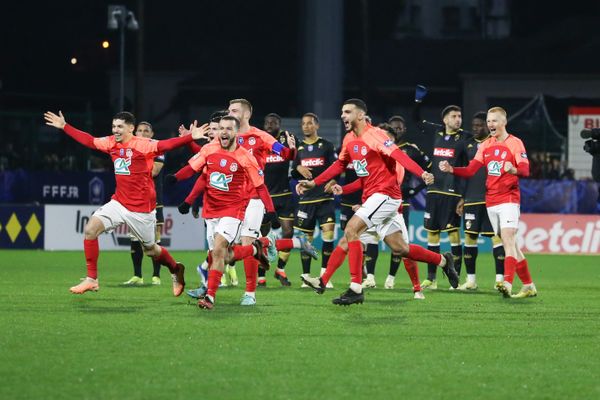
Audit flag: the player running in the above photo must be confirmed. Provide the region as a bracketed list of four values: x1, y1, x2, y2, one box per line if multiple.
[439, 107, 537, 298]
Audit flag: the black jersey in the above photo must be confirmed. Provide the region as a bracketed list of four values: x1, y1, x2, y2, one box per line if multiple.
[398, 141, 431, 198]
[463, 135, 490, 204]
[428, 131, 468, 197]
[291, 137, 337, 203]
[153, 153, 165, 206]
[340, 160, 362, 206]
[264, 130, 294, 196]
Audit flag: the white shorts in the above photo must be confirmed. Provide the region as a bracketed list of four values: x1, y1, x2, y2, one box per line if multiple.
[486, 203, 520, 235]
[354, 193, 402, 229]
[359, 212, 409, 245]
[93, 199, 156, 247]
[206, 217, 243, 248]
[241, 198, 265, 239]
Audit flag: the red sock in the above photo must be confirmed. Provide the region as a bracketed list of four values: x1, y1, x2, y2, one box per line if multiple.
[154, 246, 177, 273]
[516, 259, 533, 285]
[403, 258, 421, 292]
[207, 251, 213, 268]
[276, 238, 294, 251]
[407, 244, 442, 265]
[83, 239, 99, 279]
[232, 244, 254, 260]
[244, 257, 258, 292]
[207, 269, 223, 298]
[504, 256, 517, 284]
[321, 245, 347, 284]
[347, 240, 363, 284]
[259, 237, 270, 247]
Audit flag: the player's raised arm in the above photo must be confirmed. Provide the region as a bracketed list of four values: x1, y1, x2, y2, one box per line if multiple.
[44, 110, 97, 149]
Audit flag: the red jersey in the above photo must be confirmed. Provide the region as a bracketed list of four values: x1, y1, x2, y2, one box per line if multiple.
[473, 134, 529, 207]
[338, 125, 403, 201]
[93, 135, 161, 213]
[188, 142, 265, 219]
[237, 126, 277, 198]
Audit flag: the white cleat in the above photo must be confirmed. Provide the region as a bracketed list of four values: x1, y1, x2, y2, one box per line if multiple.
[413, 290, 425, 300]
[384, 276, 395, 289]
[361, 275, 377, 289]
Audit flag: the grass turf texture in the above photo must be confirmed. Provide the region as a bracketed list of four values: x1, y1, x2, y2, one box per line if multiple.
[1, 250, 599, 400]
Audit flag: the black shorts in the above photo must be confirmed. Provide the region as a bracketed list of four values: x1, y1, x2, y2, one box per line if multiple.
[261, 193, 296, 228]
[424, 192, 461, 232]
[463, 203, 494, 237]
[294, 200, 336, 232]
[156, 205, 164, 224]
[339, 203, 356, 231]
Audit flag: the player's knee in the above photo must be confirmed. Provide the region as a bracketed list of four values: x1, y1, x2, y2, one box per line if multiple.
[465, 233, 479, 246]
[491, 235, 503, 247]
[427, 231, 440, 245]
[448, 230, 461, 246]
[321, 229, 334, 243]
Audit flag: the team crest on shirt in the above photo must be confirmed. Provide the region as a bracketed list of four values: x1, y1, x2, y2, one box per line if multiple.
[209, 172, 233, 191]
[220, 159, 227, 167]
[308, 145, 313, 152]
[444, 135, 450, 141]
[353, 145, 359, 153]
[249, 137, 256, 145]
[126, 149, 133, 158]
[238, 137, 244, 145]
[119, 148, 125, 156]
[494, 149, 500, 156]
[361, 146, 367, 156]
[501, 151, 507, 160]
[487, 160, 502, 176]
[114, 158, 131, 175]
[230, 162, 238, 172]
[279, 135, 286, 143]
[353, 159, 369, 177]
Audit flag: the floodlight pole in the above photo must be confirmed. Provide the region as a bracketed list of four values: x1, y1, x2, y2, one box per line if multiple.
[108, 5, 138, 112]
[119, 14, 125, 111]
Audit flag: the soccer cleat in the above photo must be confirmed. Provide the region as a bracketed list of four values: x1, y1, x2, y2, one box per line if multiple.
[227, 266, 238, 287]
[123, 276, 144, 286]
[298, 234, 319, 260]
[326, 281, 334, 289]
[457, 281, 478, 291]
[421, 279, 438, 290]
[413, 290, 425, 300]
[496, 282, 512, 298]
[69, 277, 99, 294]
[511, 283, 537, 299]
[151, 276, 161, 285]
[301, 275, 326, 294]
[332, 288, 364, 306]
[197, 263, 208, 285]
[361, 275, 377, 289]
[274, 270, 291, 287]
[257, 279, 267, 287]
[494, 281, 504, 290]
[187, 285, 207, 299]
[266, 231, 278, 263]
[171, 263, 185, 297]
[252, 239, 271, 270]
[240, 294, 257, 306]
[197, 296, 214, 310]
[301, 282, 309, 288]
[441, 252, 459, 289]
[384, 276, 395, 289]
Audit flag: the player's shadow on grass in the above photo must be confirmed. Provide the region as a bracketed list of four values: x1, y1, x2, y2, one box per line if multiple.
[73, 302, 145, 314]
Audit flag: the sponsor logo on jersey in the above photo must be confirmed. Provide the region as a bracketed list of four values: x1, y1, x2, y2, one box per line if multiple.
[266, 154, 285, 163]
[220, 159, 227, 167]
[353, 159, 369, 177]
[230, 162, 238, 172]
[384, 139, 394, 147]
[464, 213, 476, 220]
[209, 172, 233, 191]
[249, 137, 256, 145]
[301, 157, 325, 167]
[114, 158, 132, 175]
[487, 160, 502, 176]
[433, 147, 455, 158]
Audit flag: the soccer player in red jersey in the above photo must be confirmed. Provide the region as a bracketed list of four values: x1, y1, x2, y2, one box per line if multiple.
[170, 115, 277, 309]
[439, 107, 537, 298]
[43, 110, 209, 296]
[297, 99, 459, 305]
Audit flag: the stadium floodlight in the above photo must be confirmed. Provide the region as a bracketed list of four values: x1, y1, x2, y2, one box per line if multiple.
[107, 5, 139, 112]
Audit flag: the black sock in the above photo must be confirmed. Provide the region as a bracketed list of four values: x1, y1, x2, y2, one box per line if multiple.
[389, 253, 402, 277]
[301, 253, 312, 275]
[258, 266, 266, 279]
[152, 242, 162, 277]
[365, 243, 379, 275]
[493, 245, 505, 275]
[427, 244, 440, 280]
[322, 241, 334, 270]
[130, 240, 143, 277]
[277, 251, 290, 270]
[464, 245, 478, 275]
[451, 244, 463, 276]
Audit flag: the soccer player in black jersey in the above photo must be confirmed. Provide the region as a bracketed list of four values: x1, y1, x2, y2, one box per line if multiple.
[421, 105, 468, 289]
[291, 113, 338, 286]
[260, 112, 297, 286]
[457, 112, 505, 290]
[124, 121, 164, 286]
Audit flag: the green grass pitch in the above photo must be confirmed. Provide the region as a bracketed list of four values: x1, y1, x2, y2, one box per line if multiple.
[1, 250, 599, 400]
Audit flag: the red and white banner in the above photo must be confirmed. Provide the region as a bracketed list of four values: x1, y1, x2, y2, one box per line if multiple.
[518, 213, 600, 254]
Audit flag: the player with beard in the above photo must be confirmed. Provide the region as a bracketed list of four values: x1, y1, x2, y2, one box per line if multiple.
[297, 99, 458, 306]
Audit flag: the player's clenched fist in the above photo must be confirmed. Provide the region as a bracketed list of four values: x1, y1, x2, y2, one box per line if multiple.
[503, 161, 516, 174]
[438, 160, 453, 173]
[421, 171, 434, 185]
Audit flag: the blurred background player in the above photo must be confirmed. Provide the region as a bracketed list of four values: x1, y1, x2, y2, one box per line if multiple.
[260, 112, 297, 286]
[291, 113, 338, 287]
[458, 112, 505, 290]
[124, 121, 164, 286]
[421, 105, 468, 290]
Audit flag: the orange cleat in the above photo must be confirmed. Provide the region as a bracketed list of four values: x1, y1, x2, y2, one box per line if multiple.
[171, 263, 186, 297]
[69, 277, 99, 294]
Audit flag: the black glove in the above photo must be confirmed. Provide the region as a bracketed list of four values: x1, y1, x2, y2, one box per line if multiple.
[165, 174, 178, 186]
[178, 201, 190, 214]
[191, 202, 200, 218]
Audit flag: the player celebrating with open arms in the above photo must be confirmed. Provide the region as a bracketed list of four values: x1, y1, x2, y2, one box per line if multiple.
[439, 107, 537, 298]
[43, 110, 209, 296]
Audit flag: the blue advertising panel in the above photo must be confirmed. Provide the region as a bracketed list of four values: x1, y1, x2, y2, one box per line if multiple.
[0, 205, 44, 249]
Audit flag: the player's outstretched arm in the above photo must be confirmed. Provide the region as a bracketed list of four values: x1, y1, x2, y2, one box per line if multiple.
[390, 148, 425, 178]
[312, 159, 346, 186]
[446, 159, 483, 178]
[184, 173, 207, 205]
[44, 111, 96, 149]
[339, 178, 363, 195]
